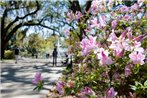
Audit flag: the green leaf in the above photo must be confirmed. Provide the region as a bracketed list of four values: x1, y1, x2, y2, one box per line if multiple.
[33, 86, 38, 91]
[130, 85, 137, 91]
[144, 80, 147, 86]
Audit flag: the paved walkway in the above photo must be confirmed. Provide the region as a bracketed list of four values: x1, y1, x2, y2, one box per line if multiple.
[1, 58, 65, 98]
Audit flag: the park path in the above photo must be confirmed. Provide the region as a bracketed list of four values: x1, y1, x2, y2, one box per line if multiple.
[1, 58, 65, 98]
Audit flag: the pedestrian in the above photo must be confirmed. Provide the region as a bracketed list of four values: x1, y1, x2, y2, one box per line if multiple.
[46, 53, 49, 59]
[52, 46, 58, 66]
[14, 46, 19, 64]
[61, 53, 69, 66]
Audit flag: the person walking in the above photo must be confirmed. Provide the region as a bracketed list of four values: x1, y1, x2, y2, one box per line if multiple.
[52, 46, 58, 66]
[14, 46, 19, 64]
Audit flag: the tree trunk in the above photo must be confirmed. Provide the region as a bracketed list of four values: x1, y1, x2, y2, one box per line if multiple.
[1, 8, 7, 59]
[70, 0, 92, 41]
[1, 42, 6, 59]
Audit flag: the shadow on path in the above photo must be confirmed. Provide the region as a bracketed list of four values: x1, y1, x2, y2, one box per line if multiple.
[1, 59, 65, 98]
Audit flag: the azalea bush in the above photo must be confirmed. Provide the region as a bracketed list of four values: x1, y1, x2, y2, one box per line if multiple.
[55, 0, 147, 98]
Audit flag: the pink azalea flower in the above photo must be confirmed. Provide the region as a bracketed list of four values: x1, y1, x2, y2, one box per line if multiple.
[75, 11, 83, 20]
[81, 87, 94, 95]
[114, 50, 123, 58]
[125, 65, 132, 77]
[107, 0, 114, 9]
[66, 80, 74, 88]
[133, 41, 145, 53]
[66, 11, 74, 22]
[129, 51, 145, 65]
[111, 20, 117, 29]
[64, 28, 69, 37]
[89, 36, 96, 43]
[80, 38, 89, 55]
[99, 15, 106, 27]
[138, 0, 143, 6]
[32, 72, 42, 84]
[97, 48, 113, 65]
[120, 30, 127, 40]
[99, 4, 106, 12]
[122, 39, 132, 51]
[113, 72, 120, 81]
[123, 14, 131, 21]
[116, 16, 122, 21]
[80, 36, 98, 55]
[133, 35, 143, 42]
[109, 41, 123, 53]
[134, 45, 144, 53]
[119, 5, 129, 13]
[101, 71, 108, 78]
[56, 81, 65, 95]
[80, 87, 95, 98]
[108, 0, 113, 5]
[90, 18, 100, 29]
[107, 87, 116, 98]
[131, 3, 139, 11]
[127, 32, 133, 40]
[133, 41, 141, 48]
[107, 30, 118, 42]
[109, 30, 132, 52]
[90, 5, 99, 15]
[90, 0, 103, 15]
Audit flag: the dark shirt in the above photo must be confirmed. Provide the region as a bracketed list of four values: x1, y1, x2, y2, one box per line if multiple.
[53, 48, 57, 57]
[15, 48, 19, 55]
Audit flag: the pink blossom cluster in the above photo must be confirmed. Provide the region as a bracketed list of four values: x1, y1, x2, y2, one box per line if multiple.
[66, 10, 83, 22]
[90, 0, 107, 15]
[80, 37, 114, 66]
[125, 64, 132, 77]
[56, 80, 75, 95]
[80, 36, 99, 55]
[80, 30, 146, 67]
[108, 30, 145, 65]
[56, 81, 65, 95]
[64, 28, 70, 37]
[90, 15, 107, 29]
[79, 87, 95, 98]
[32, 72, 43, 84]
[97, 48, 113, 66]
[90, 0, 142, 15]
[107, 87, 117, 98]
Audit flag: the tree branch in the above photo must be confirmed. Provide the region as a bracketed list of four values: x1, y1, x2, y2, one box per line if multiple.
[18, 1, 40, 19]
[85, 0, 92, 12]
[5, 20, 58, 44]
[4, 1, 40, 33]
[70, 0, 81, 13]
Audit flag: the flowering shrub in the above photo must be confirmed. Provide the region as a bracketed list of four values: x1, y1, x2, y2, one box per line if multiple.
[32, 72, 44, 91]
[79, 87, 96, 98]
[107, 87, 117, 98]
[56, 81, 65, 95]
[56, 0, 147, 97]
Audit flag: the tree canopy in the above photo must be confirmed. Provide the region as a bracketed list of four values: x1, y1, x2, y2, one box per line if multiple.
[0, 0, 69, 59]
